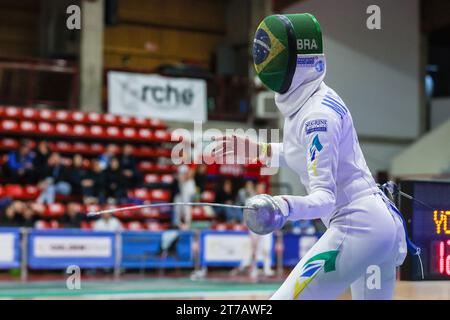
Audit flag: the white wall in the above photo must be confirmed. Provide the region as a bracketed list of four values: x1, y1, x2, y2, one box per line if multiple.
[276, 0, 422, 194]
[431, 97, 450, 129]
[285, 0, 421, 138]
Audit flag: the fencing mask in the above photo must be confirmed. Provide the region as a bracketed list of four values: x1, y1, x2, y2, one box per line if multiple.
[252, 13, 323, 94]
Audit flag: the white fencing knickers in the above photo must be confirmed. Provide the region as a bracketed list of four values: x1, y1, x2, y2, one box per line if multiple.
[271, 192, 407, 300]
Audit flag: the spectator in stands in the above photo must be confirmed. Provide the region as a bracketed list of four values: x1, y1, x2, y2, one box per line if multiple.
[5, 139, 34, 184]
[98, 144, 116, 171]
[236, 180, 256, 206]
[93, 212, 122, 231]
[81, 159, 107, 204]
[194, 164, 207, 194]
[61, 202, 84, 228]
[119, 144, 141, 189]
[68, 154, 90, 197]
[106, 158, 128, 204]
[0, 201, 23, 227]
[215, 179, 239, 222]
[173, 164, 196, 228]
[33, 141, 51, 178]
[22, 203, 39, 228]
[37, 152, 72, 204]
[234, 180, 274, 279]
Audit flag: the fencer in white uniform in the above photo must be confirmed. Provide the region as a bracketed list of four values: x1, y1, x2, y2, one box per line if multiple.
[214, 13, 408, 299]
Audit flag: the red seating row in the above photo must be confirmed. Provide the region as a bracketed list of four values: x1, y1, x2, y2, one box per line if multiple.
[211, 223, 248, 231]
[0, 138, 172, 158]
[26, 202, 213, 222]
[0, 106, 166, 129]
[34, 220, 170, 231]
[0, 155, 176, 174]
[0, 120, 174, 143]
[0, 184, 171, 202]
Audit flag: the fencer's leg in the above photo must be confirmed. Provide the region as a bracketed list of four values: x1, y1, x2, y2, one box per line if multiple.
[270, 225, 350, 300]
[350, 260, 396, 300]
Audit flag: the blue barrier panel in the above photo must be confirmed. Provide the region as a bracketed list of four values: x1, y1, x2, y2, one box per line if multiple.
[199, 230, 275, 267]
[28, 229, 116, 269]
[0, 228, 21, 269]
[282, 233, 322, 267]
[121, 230, 194, 268]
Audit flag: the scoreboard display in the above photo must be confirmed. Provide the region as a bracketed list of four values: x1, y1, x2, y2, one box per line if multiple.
[399, 180, 450, 280]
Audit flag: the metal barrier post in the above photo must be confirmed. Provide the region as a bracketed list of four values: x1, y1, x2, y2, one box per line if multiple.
[194, 230, 201, 272]
[276, 230, 283, 277]
[20, 228, 28, 282]
[114, 231, 122, 280]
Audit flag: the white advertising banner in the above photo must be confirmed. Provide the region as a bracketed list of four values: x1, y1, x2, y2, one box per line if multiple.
[108, 71, 207, 122]
[203, 233, 272, 263]
[0, 233, 15, 263]
[33, 236, 112, 258]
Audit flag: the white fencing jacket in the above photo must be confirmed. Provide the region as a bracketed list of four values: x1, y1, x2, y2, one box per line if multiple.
[265, 54, 379, 226]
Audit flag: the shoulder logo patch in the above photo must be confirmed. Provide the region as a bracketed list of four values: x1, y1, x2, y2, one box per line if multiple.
[305, 119, 327, 135]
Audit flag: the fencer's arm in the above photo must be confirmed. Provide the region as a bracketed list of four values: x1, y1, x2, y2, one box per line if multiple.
[279, 111, 341, 220]
[260, 142, 288, 167]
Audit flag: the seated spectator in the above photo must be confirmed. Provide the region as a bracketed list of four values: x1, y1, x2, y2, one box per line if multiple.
[68, 154, 90, 196]
[173, 164, 196, 228]
[119, 144, 141, 189]
[93, 212, 122, 231]
[81, 159, 107, 205]
[5, 139, 34, 184]
[98, 144, 116, 171]
[215, 179, 240, 223]
[21, 203, 38, 228]
[61, 202, 85, 228]
[0, 201, 24, 227]
[33, 141, 51, 182]
[194, 164, 207, 194]
[236, 180, 256, 206]
[106, 158, 128, 204]
[37, 152, 72, 204]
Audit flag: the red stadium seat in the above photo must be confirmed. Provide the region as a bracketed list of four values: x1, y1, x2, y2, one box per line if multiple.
[22, 108, 38, 120]
[90, 125, 104, 137]
[24, 185, 39, 199]
[71, 111, 86, 123]
[35, 220, 49, 229]
[144, 174, 159, 184]
[123, 127, 137, 139]
[212, 223, 228, 231]
[201, 190, 215, 203]
[73, 142, 89, 153]
[4, 185, 24, 198]
[146, 221, 164, 231]
[5, 106, 20, 118]
[80, 221, 93, 230]
[55, 141, 72, 153]
[56, 123, 72, 135]
[90, 143, 105, 154]
[138, 128, 153, 140]
[133, 188, 150, 201]
[0, 138, 18, 150]
[127, 221, 144, 231]
[39, 109, 55, 121]
[55, 110, 70, 122]
[161, 174, 174, 184]
[45, 203, 65, 217]
[150, 189, 170, 201]
[73, 124, 88, 136]
[38, 122, 55, 135]
[49, 220, 60, 229]
[106, 126, 121, 138]
[1, 120, 19, 132]
[87, 112, 101, 124]
[103, 113, 118, 125]
[230, 224, 247, 231]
